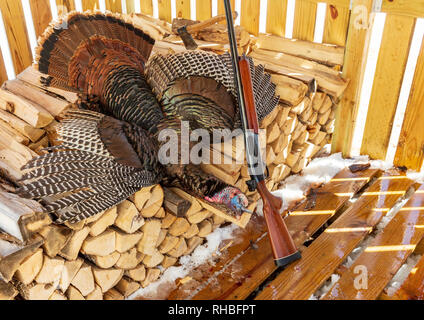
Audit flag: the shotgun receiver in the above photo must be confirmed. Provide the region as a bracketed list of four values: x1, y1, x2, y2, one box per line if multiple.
[223, 0, 301, 267]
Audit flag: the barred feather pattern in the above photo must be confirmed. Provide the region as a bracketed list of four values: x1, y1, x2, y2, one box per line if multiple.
[146, 51, 279, 129]
[18, 110, 161, 223]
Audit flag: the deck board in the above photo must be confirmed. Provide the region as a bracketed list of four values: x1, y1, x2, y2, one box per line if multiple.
[168, 168, 379, 300]
[384, 253, 424, 300]
[256, 170, 415, 300]
[323, 184, 424, 300]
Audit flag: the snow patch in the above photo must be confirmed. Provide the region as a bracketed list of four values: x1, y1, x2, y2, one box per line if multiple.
[257, 153, 370, 215]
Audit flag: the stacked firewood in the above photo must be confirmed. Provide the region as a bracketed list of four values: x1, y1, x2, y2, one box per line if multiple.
[0, 15, 349, 300]
[0, 184, 238, 300]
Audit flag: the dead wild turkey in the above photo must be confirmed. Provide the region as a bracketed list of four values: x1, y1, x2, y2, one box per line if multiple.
[18, 12, 279, 224]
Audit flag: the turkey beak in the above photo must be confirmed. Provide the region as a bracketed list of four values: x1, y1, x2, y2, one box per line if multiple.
[177, 26, 199, 50]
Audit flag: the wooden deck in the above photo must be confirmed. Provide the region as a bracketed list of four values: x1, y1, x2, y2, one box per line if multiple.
[163, 167, 424, 300]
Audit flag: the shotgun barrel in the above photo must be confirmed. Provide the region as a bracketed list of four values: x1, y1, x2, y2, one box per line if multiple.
[223, 0, 301, 267]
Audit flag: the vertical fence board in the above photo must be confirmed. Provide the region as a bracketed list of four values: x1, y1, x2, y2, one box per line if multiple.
[323, 4, 350, 46]
[158, 0, 172, 22]
[196, 0, 212, 21]
[140, 0, 153, 15]
[293, 0, 317, 41]
[266, 0, 287, 36]
[217, 0, 234, 24]
[361, 15, 416, 160]
[217, 0, 234, 15]
[332, 0, 373, 156]
[176, 0, 190, 19]
[0, 0, 33, 74]
[394, 37, 424, 171]
[0, 49, 8, 86]
[82, 0, 100, 11]
[241, 0, 260, 35]
[126, 0, 135, 13]
[106, 0, 122, 12]
[29, 0, 53, 39]
[56, 0, 76, 16]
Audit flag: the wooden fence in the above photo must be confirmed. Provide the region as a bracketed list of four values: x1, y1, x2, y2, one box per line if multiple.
[0, 0, 423, 171]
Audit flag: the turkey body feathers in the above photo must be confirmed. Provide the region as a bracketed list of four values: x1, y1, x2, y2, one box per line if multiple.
[22, 11, 281, 223]
[19, 110, 162, 223]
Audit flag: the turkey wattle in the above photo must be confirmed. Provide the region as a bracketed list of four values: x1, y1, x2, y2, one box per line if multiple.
[18, 12, 279, 224]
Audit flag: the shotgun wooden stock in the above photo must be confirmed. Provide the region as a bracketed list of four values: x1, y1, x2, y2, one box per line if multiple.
[239, 56, 300, 266]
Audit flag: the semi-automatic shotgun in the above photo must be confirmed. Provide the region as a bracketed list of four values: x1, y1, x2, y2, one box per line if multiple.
[223, 0, 301, 267]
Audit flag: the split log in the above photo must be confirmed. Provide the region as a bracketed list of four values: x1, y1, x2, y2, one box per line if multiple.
[186, 209, 210, 225]
[0, 280, 17, 300]
[161, 256, 178, 269]
[200, 163, 240, 186]
[141, 268, 161, 288]
[86, 284, 103, 300]
[14, 248, 43, 285]
[312, 92, 327, 111]
[0, 87, 53, 128]
[115, 230, 143, 253]
[0, 191, 51, 242]
[35, 255, 64, 284]
[168, 238, 187, 258]
[266, 121, 280, 144]
[137, 219, 162, 255]
[142, 249, 164, 268]
[156, 229, 167, 247]
[163, 187, 191, 217]
[197, 220, 213, 237]
[115, 248, 144, 270]
[115, 200, 145, 234]
[81, 229, 116, 257]
[282, 115, 297, 135]
[103, 288, 124, 300]
[255, 34, 345, 66]
[38, 225, 73, 258]
[275, 105, 291, 128]
[0, 118, 30, 145]
[185, 237, 203, 255]
[155, 207, 165, 218]
[183, 224, 199, 239]
[161, 212, 177, 228]
[115, 277, 140, 297]
[0, 239, 43, 282]
[66, 285, 85, 300]
[3, 80, 71, 118]
[168, 217, 191, 237]
[250, 50, 348, 97]
[17, 67, 79, 104]
[88, 207, 118, 237]
[70, 262, 95, 296]
[140, 185, 164, 218]
[59, 258, 84, 293]
[271, 74, 309, 106]
[158, 235, 179, 254]
[0, 109, 45, 142]
[92, 267, 124, 293]
[88, 252, 121, 269]
[59, 226, 91, 261]
[260, 106, 280, 128]
[125, 265, 146, 282]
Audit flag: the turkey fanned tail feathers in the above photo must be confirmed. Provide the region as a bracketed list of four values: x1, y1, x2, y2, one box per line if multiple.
[18, 110, 161, 223]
